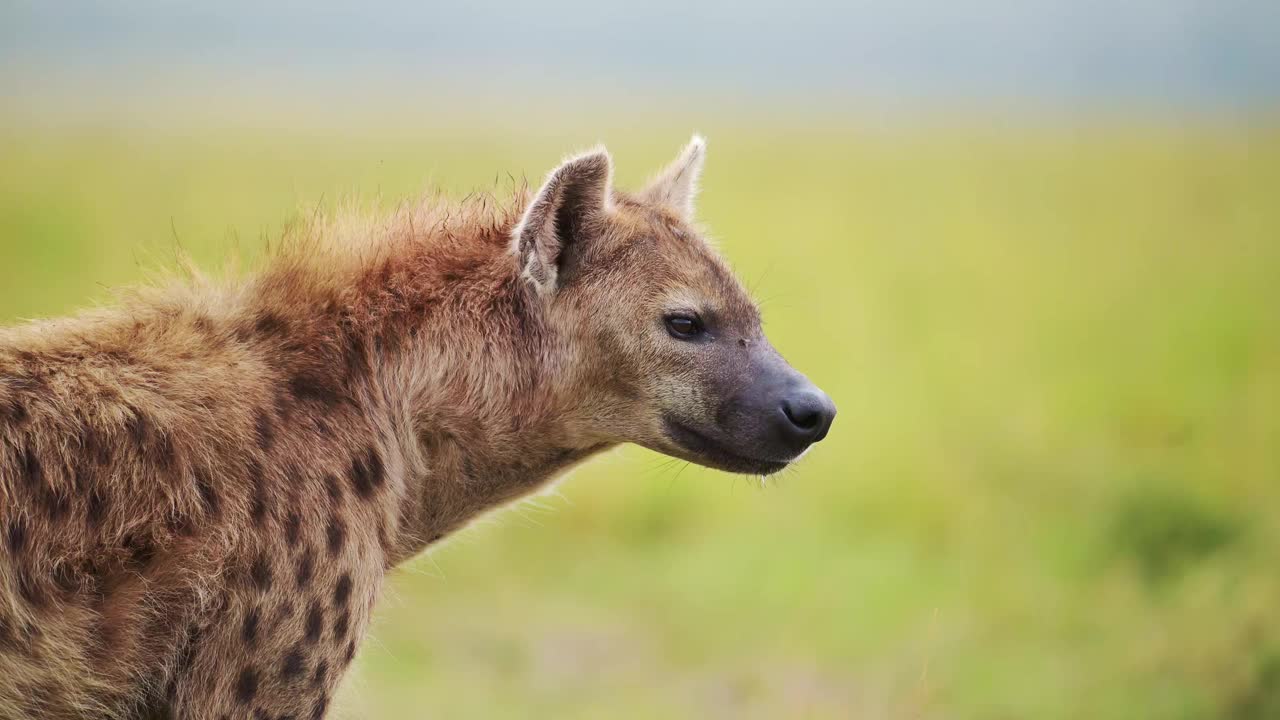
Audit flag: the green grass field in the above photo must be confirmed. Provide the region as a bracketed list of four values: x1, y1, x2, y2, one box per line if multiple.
[2, 122, 1278, 719]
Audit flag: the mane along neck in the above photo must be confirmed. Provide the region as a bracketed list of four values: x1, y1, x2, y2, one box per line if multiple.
[284, 193, 614, 561]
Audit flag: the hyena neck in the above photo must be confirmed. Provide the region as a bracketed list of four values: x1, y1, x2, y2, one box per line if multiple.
[345, 230, 614, 563]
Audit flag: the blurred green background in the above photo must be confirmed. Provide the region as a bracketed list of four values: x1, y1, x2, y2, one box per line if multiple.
[3, 2, 1280, 718]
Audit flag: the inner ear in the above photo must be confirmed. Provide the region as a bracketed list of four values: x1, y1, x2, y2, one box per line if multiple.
[554, 181, 593, 261]
[512, 149, 613, 295]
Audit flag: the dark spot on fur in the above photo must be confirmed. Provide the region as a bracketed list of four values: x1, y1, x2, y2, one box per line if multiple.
[127, 409, 179, 470]
[289, 374, 342, 406]
[284, 511, 301, 549]
[1, 398, 27, 424]
[326, 519, 345, 558]
[280, 646, 306, 681]
[349, 457, 373, 499]
[249, 461, 269, 525]
[235, 667, 259, 704]
[87, 490, 106, 527]
[195, 470, 221, 516]
[250, 555, 273, 592]
[296, 547, 315, 589]
[349, 447, 384, 500]
[460, 454, 478, 482]
[254, 312, 288, 338]
[342, 640, 356, 666]
[324, 474, 342, 504]
[304, 602, 324, 644]
[311, 659, 329, 688]
[125, 409, 150, 446]
[7, 518, 27, 554]
[333, 574, 352, 608]
[342, 325, 372, 377]
[366, 447, 385, 489]
[20, 445, 42, 490]
[251, 492, 268, 526]
[79, 424, 111, 467]
[155, 431, 178, 470]
[0, 617, 15, 653]
[254, 409, 276, 451]
[242, 607, 261, 646]
[333, 610, 350, 644]
[71, 462, 89, 495]
[41, 488, 70, 521]
[310, 696, 328, 720]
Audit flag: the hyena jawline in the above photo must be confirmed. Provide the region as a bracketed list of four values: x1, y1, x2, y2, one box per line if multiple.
[0, 137, 834, 718]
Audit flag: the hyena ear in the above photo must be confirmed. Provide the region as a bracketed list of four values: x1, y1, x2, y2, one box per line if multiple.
[513, 148, 614, 295]
[640, 135, 706, 220]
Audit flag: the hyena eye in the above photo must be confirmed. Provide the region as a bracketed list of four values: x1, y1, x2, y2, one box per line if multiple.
[664, 314, 703, 340]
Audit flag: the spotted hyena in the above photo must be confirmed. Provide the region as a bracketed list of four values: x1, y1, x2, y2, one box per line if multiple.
[0, 137, 835, 718]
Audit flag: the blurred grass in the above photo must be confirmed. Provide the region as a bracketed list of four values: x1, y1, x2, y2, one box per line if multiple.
[1, 122, 1278, 719]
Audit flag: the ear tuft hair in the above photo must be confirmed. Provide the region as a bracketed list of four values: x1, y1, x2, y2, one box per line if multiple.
[512, 147, 614, 295]
[640, 135, 706, 220]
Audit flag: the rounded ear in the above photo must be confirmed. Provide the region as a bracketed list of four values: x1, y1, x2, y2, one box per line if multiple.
[639, 135, 706, 220]
[512, 148, 613, 295]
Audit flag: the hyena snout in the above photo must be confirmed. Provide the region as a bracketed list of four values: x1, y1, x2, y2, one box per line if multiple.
[753, 355, 837, 455]
[662, 347, 837, 477]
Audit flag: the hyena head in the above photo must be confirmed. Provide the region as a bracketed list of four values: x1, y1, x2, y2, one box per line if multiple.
[514, 136, 836, 475]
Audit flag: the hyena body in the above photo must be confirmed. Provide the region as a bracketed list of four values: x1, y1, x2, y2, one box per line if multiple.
[0, 138, 835, 718]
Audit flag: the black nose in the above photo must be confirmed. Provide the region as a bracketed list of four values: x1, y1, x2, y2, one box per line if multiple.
[778, 389, 837, 447]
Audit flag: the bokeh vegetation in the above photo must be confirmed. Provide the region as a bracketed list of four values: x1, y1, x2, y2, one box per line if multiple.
[1, 121, 1277, 719]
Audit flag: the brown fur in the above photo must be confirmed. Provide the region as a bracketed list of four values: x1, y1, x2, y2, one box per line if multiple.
[0, 138, 775, 718]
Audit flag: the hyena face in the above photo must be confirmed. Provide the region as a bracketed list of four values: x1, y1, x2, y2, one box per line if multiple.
[514, 137, 836, 475]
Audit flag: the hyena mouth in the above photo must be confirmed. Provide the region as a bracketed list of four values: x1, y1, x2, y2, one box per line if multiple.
[660, 416, 791, 476]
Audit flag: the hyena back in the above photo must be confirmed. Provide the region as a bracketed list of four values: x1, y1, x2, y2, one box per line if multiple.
[0, 138, 835, 718]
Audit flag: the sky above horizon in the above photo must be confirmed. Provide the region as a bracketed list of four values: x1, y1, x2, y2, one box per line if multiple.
[2, 1, 1277, 115]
